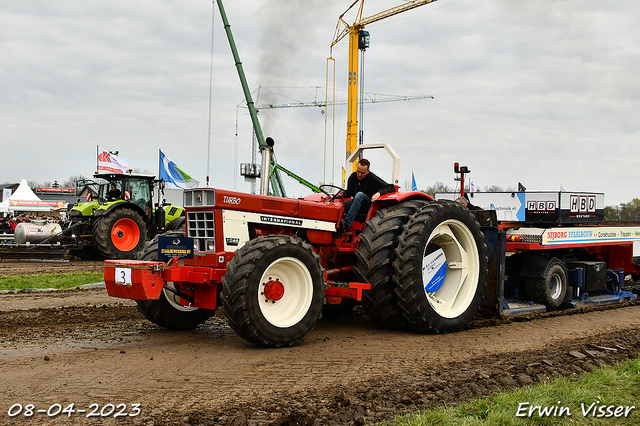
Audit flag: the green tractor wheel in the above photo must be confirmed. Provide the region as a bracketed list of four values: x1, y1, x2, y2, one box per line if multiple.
[93, 207, 147, 259]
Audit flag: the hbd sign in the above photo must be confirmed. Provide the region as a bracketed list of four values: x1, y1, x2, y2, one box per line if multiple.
[570, 195, 596, 213]
[527, 200, 557, 212]
[525, 194, 559, 222]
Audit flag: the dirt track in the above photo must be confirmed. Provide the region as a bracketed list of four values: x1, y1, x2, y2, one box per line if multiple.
[0, 261, 639, 426]
[0, 260, 104, 277]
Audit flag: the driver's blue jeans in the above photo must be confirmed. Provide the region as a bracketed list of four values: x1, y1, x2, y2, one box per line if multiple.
[343, 192, 371, 227]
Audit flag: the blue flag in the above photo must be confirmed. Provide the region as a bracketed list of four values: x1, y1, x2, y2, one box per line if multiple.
[159, 150, 199, 189]
[412, 172, 418, 191]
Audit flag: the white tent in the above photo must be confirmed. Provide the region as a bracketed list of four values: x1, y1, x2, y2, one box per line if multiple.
[1, 179, 54, 213]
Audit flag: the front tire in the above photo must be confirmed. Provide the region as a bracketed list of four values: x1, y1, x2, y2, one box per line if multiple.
[394, 200, 487, 334]
[135, 231, 215, 330]
[93, 207, 147, 259]
[355, 200, 428, 329]
[221, 235, 326, 347]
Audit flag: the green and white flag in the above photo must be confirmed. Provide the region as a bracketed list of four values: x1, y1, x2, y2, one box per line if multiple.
[159, 150, 199, 189]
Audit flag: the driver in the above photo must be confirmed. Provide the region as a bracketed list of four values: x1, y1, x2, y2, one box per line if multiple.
[338, 158, 395, 232]
[107, 184, 121, 201]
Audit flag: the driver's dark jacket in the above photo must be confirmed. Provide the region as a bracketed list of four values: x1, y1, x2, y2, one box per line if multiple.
[344, 171, 395, 200]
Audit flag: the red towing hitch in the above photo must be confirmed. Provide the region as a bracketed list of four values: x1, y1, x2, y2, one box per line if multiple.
[104, 259, 167, 301]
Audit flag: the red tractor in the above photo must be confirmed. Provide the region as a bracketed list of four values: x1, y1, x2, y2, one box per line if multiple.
[104, 0, 487, 347]
[105, 178, 487, 347]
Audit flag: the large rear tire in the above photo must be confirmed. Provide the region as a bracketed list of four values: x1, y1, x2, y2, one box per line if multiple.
[221, 235, 326, 347]
[93, 207, 147, 259]
[135, 231, 215, 330]
[354, 199, 428, 329]
[394, 200, 487, 334]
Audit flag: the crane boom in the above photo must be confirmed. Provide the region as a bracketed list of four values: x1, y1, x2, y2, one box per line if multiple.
[256, 93, 433, 110]
[331, 0, 439, 48]
[361, 0, 439, 27]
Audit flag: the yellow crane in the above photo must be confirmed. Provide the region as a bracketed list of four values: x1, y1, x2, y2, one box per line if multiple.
[329, 0, 439, 172]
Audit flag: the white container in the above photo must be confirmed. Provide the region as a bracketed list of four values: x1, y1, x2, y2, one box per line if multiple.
[14, 221, 63, 244]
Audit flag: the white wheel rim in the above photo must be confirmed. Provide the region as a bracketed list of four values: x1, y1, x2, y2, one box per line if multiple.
[258, 256, 314, 328]
[160, 258, 199, 312]
[422, 219, 480, 319]
[549, 273, 562, 300]
[163, 282, 199, 312]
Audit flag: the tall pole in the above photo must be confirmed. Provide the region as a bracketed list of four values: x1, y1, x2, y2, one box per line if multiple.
[215, 0, 286, 196]
[346, 26, 360, 173]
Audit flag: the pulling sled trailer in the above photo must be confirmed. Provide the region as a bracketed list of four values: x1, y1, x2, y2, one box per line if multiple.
[439, 165, 638, 317]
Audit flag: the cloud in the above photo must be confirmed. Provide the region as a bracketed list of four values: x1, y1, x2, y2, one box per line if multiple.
[1, 0, 638, 205]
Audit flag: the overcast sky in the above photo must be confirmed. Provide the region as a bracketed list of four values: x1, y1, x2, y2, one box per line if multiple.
[1, 0, 638, 206]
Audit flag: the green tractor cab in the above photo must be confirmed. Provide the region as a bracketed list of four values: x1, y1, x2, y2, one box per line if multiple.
[68, 173, 184, 259]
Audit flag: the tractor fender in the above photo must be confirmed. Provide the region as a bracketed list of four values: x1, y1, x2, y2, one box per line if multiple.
[163, 205, 185, 225]
[366, 191, 434, 222]
[166, 216, 185, 231]
[518, 256, 567, 280]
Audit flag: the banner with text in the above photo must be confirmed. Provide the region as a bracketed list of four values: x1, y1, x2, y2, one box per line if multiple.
[97, 146, 129, 174]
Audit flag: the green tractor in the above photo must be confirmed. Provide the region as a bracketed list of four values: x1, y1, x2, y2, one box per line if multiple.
[67, 173, 185, 259]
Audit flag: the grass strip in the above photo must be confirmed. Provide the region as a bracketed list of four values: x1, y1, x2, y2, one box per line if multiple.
[0, 272, 104, 291]
[381, 355, 639, 426]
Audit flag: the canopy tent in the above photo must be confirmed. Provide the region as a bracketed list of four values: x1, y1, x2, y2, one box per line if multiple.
[0, 179, 65, 214]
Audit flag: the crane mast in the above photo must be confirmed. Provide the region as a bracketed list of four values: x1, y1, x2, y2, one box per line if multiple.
[330, 0, 439, 172]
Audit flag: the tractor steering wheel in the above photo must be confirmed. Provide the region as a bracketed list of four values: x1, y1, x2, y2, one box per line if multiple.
[319, 184, 345, 202]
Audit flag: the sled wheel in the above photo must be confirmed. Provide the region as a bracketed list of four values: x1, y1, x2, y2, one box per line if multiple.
[394, 200, 487, 333]
[135, 231, 215, 330]
[93, 207, 147, 259]
[354, 199, 428, 329]
[221, 235, 326, 347]
[525, 263, 567, 310]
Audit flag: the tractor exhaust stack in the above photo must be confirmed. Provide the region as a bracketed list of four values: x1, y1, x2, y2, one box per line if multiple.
[260, 137, 275, 196]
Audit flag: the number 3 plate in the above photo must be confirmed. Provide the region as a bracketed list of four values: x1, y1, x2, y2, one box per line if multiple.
[115, 268, 132, 286]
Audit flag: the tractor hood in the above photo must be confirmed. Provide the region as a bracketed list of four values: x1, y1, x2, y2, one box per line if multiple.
[70, 199, 127, 217]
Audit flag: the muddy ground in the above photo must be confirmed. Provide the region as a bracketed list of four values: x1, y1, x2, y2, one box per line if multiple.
[0, 260, 639, 426]
[0, 260, 104, 277]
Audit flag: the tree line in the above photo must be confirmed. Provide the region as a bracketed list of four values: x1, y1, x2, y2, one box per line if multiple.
[402, 180, 516, 197]
[1, 168, 153, 193]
